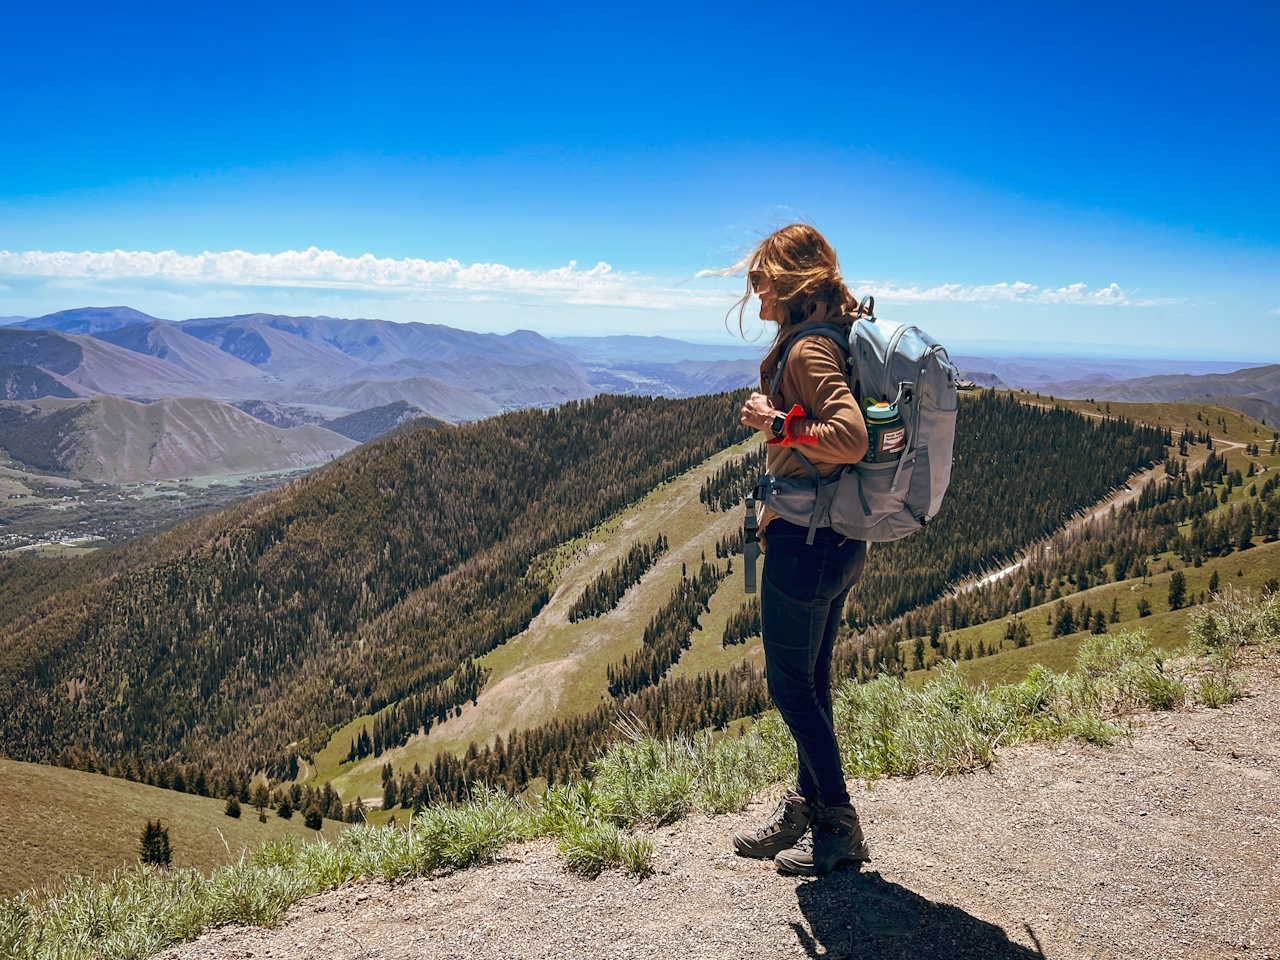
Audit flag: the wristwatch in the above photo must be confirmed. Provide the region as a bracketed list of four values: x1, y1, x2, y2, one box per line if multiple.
[770, 413, 786, 438]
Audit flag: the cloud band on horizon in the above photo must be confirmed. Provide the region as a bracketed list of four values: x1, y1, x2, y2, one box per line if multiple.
[0, 247, 1152, 311]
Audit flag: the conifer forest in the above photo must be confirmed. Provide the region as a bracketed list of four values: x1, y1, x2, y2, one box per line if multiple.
[0, 392, 753, 781]
[0, 387, 1230, 811]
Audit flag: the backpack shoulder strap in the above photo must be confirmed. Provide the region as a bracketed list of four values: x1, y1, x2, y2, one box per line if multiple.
[768, 322, 852, 396]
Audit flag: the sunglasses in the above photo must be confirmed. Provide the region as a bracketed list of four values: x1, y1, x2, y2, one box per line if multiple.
[749, 270, 768, 292]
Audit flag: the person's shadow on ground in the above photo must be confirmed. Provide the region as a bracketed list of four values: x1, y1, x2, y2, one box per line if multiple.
[792, 867, 1046, 959]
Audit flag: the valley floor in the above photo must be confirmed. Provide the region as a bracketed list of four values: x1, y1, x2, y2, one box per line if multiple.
[165, 670, 1280, 960]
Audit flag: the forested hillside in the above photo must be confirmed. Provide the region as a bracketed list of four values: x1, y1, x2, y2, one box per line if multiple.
[0, 388, 1173, 813]
[376, 394, 1173, 806]
[0, 392, 753, 781]
[847, 393, 1168, 624]
[696, 392, 1168, 623]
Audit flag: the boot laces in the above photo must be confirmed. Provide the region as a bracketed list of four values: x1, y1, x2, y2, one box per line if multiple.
[812, 805, 858, 842]
[757, 795, 804, 838]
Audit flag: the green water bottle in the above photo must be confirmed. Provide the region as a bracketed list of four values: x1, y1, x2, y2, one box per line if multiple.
[863, 399, 906, 463]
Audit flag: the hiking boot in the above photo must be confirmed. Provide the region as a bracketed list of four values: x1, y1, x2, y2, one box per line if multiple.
[732, 791, 813, 859]
[774, 803, 869, 876]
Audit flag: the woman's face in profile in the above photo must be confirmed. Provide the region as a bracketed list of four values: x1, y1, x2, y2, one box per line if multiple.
[751, 271, 784, 324]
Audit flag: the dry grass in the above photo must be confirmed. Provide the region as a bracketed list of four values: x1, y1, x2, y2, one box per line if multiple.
[0, 760, 326, 897]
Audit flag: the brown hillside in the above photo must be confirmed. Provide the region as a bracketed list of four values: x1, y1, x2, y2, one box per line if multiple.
[0, 395, 356, 482]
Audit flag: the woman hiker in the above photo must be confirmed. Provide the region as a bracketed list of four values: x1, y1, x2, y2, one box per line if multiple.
[732, 223, 871, 876]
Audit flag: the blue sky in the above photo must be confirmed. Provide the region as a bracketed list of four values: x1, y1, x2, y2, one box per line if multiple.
[1, 1, 1277, 357]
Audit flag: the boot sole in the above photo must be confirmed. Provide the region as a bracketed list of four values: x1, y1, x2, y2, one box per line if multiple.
[774, 842, 871, 876]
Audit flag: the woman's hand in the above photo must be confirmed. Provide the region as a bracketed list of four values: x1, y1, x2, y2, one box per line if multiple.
[740, 392, 779, 432]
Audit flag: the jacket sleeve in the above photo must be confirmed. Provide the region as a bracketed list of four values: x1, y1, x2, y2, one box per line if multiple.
[781, 338, 869, 465]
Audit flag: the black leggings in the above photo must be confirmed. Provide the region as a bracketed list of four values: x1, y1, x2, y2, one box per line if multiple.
[761, 520, 867, 808]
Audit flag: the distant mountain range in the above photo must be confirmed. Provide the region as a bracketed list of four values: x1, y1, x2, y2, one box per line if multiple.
[0, 306, 765, 482]
[3, 307, 765, 415]
[952, 355, 1280, 425]
[3, 304, 1275, 484]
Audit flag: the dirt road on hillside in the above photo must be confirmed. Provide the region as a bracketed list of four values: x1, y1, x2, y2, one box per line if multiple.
[963, 421, 1255, 595]
[167, 671, 1280, 960]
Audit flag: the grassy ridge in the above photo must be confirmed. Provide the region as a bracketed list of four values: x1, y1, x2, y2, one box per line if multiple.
[1013, 394, 1279, 446]
[0, 759, 325, 897]
[881, 396, 1278, 687]
[914, 526, 1280, 688]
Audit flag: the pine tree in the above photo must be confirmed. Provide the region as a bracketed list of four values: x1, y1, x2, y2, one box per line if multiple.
[1167, 570, 1186, 610]
[224, 795, 241, 818]
[276, 795, 293, 820]
[250, 783, 270, 818]
[1208, 569, 1220, 594]
[1238, 517, 1254, 551]
[1052, 602, 1075, 637]
[139, 820, 171, 867]
[304, 806, 323, 830]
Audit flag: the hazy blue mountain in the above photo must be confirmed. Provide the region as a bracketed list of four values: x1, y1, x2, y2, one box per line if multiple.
[184, 313, 577, 367]
[231, 400, 328, 428]
[1083, 364, 1280, 404]
[16, 306, 163, 334]
[953, 355, 1280, 424]
[310, 375, 501, 422]
[1180, 394, 1280, 425]
[178, 317, 371, 383]
[950, 355, 1259, 391]
[94, 321, 273, 381]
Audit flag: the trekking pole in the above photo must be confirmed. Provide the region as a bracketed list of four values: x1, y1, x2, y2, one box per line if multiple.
[743, 493, 760, 594]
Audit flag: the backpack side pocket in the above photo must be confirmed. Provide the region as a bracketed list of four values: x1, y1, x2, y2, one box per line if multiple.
[830, 459, 918, 541]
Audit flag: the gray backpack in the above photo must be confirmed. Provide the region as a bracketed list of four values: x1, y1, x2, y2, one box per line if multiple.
[756, 301, 959, 545]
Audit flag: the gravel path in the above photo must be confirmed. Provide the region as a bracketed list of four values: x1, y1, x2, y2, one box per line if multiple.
[166, 672, 1280, 960]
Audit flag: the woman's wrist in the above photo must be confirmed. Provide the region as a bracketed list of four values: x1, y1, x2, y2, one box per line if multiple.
[740, 391, 781, 432]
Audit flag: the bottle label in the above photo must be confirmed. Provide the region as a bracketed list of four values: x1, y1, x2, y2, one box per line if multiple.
[878, 426, 906, 455]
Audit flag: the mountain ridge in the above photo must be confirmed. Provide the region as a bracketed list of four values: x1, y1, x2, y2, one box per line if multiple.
[0, 394, 357, 482]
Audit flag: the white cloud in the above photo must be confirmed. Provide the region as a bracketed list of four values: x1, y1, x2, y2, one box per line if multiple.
[1270, 307, 1280, 315]
[851, 279, 1136, 306]
[0, 248, 1161, 314]
[0, 248, 729, 311]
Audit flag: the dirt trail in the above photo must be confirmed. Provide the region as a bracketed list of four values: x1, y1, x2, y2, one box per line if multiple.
[167, 671, 1280, 960]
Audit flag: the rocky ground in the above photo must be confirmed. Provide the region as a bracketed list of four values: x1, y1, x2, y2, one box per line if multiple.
[167, 671, 1280, 960]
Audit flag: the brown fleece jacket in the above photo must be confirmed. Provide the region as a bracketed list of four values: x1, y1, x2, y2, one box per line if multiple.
[756, 331, 869, 546]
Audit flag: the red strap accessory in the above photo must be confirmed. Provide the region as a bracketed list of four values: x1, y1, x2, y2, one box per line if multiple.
[765, 404, 817, 447]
